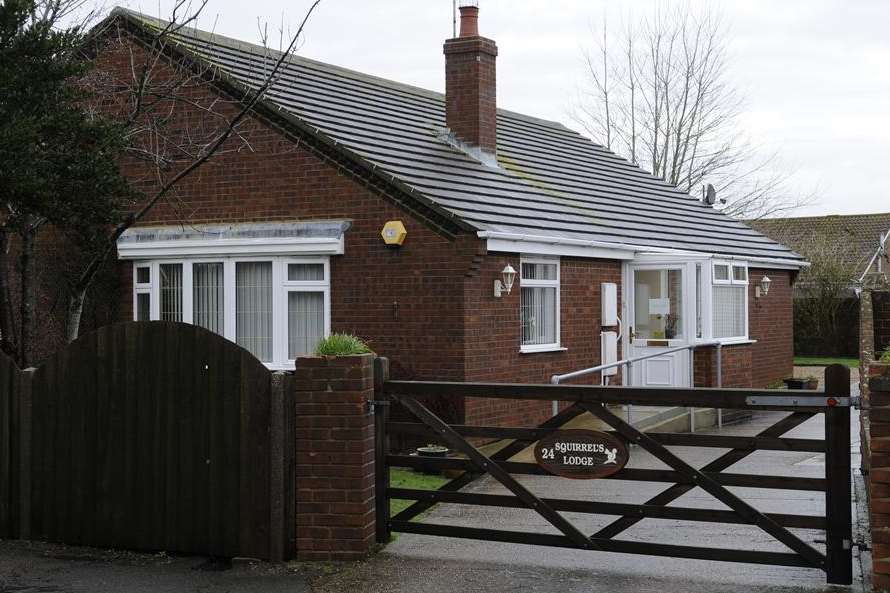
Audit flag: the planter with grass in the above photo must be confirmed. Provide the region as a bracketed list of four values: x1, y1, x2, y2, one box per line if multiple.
[315, 333, 373, 356]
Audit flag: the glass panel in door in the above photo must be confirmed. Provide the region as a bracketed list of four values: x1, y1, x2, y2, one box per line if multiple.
[632, 268, 684, 341]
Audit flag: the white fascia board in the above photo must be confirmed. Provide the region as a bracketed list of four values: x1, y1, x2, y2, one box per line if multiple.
[633, 250, 807, 270]
[117, 236, 344, 260]
[480, 232, 635, 260]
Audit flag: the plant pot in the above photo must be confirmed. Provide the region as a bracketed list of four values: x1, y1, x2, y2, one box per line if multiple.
[783, 378, 806, 390]
[416, 445, 449, 475]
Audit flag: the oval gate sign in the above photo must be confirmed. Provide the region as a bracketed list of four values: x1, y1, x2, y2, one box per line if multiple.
[534, 429, 629, 479]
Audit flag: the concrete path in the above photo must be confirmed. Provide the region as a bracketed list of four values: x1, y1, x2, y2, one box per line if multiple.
[318, 404, 866, 593]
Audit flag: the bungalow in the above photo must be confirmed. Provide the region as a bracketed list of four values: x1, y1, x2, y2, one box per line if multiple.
[94, 6, 802, 425]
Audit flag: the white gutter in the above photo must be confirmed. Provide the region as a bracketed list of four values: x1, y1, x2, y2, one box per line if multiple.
[477, 231, 807, 269]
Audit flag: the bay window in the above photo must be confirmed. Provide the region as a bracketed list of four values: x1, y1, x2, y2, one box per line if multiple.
[520, 257, 560, 352]
[711, 260, 748, 341]
[132, 256, 330, 369]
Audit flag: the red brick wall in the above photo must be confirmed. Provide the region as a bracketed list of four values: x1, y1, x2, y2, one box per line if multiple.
[750, 268, 795, 387]
[693, 344, 753, 388]
[293, 354, 376, 560]
[461, 255, 622, 427]
[97, 36, 480, 383]
[866, 363, 890, 590]
[875, 291, 890, 355]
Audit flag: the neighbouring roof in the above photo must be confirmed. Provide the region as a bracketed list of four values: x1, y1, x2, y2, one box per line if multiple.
[106, 9, 805, 267]
[749, 213, 890, 278]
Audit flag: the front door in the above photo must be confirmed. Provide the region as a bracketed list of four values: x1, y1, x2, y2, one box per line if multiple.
[627, 265, 690, 387]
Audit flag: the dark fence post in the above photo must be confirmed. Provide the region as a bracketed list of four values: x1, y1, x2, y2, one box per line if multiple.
[824, 364, 852, 585]
[374, 357, 391, 544]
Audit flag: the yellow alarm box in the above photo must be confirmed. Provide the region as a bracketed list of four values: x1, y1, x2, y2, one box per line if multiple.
[381, 220, 407, 246]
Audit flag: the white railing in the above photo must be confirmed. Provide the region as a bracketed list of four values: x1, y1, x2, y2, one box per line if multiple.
[550, 340, 724, 430]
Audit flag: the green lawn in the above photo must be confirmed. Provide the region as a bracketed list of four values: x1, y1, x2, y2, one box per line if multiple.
[389, 468, 450, 516]
[794, 356, 859, 369]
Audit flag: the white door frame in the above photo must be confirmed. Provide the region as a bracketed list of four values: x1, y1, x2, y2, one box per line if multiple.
[621, 260, 699, 387]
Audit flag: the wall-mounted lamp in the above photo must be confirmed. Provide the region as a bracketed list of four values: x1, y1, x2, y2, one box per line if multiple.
[493, 264, 517, 298]
[755, 275, 772, 299]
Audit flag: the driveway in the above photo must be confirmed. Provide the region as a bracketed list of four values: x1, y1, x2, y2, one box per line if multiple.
[318, 404, 866, 593]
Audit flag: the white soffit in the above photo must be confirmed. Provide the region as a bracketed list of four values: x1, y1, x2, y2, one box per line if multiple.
[117, 221, 349, 259]
[481, 232, 635, 260]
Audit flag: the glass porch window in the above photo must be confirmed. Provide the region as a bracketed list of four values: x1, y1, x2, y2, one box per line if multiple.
[633, 268, 684, 340]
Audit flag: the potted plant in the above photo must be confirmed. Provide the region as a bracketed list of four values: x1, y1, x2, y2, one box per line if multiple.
[664, 313, 678, 339]
[416, 444, 449, 475]
[782, 377, 806, 390]
[782, 376, 820, 390]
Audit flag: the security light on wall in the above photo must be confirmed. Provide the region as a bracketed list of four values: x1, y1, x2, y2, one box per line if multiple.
[493, 264, 517, 298]
[756, 275, 772, 299]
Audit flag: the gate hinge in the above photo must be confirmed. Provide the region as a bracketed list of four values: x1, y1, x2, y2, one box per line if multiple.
[367, 399, 391, 413]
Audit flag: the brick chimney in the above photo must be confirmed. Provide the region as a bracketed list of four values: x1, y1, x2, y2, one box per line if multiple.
[444, 3, 498, 155]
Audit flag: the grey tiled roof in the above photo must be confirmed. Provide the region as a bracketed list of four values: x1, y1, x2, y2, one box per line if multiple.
[112, 9, 805, 266]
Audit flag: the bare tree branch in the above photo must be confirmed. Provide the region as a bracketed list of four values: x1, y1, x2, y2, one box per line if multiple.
[571, 4, 812, 219]
[65, 0, 323, 341]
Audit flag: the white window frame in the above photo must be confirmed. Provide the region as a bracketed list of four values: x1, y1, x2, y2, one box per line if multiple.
[133, 264, 153, 321]
[710, 259, 749, 342]
[132, 255, 331, 370]
[519, 256, 563, 354]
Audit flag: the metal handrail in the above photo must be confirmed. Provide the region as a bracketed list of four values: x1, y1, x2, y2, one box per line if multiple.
[550, 340, 723, 386]
[550, 340, 725, 430]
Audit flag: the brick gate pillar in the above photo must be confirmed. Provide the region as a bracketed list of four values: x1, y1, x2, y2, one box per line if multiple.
[293, 354, 376, 561]
[867, 362, 890, 591]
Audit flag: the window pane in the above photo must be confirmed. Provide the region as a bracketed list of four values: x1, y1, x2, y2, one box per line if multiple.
[633, 269, 683, 340]
[696, 265, 702, 339]
[521, 262, 557, 281]
[136, 266, 150, 284]
[193, 263, 224, 335]
[733, 265, 747, 282]
[714, 264, 729, 281]
[713, 285, 746, 338]
[288, 291, 324, 358]
[288, 263, 325, 281]
[236, 262, 273, 362]
[136, 293, 150, 321]
[159, 264, 182, 322]
[521, 286, 557, 345]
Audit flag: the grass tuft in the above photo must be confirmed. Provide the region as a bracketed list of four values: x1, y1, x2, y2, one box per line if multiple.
[315, 333, 372, 356]
[793, 356, 859, 369]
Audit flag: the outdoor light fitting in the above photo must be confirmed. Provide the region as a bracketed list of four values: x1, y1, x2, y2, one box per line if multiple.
[493, 264, 517, 298]
[756, 275, 772, 299]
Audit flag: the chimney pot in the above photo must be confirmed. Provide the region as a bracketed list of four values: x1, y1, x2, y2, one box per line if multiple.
[458, 5, 479, 38]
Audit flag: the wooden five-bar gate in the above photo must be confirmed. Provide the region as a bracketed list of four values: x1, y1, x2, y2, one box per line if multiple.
[375, 365, 854, 585]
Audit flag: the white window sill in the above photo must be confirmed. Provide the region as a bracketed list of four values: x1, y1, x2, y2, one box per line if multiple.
[520, 345, 568, 354]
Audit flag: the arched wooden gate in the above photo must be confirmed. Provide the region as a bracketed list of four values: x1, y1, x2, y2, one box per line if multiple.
[0, 321, 294, 560]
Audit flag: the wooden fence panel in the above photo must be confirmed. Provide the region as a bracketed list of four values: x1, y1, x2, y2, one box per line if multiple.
[17, 321, 284, 559]
[0, 352, 16, 538]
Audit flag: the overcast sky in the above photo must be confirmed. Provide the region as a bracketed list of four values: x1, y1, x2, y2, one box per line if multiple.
[126, 0, 890, 217]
